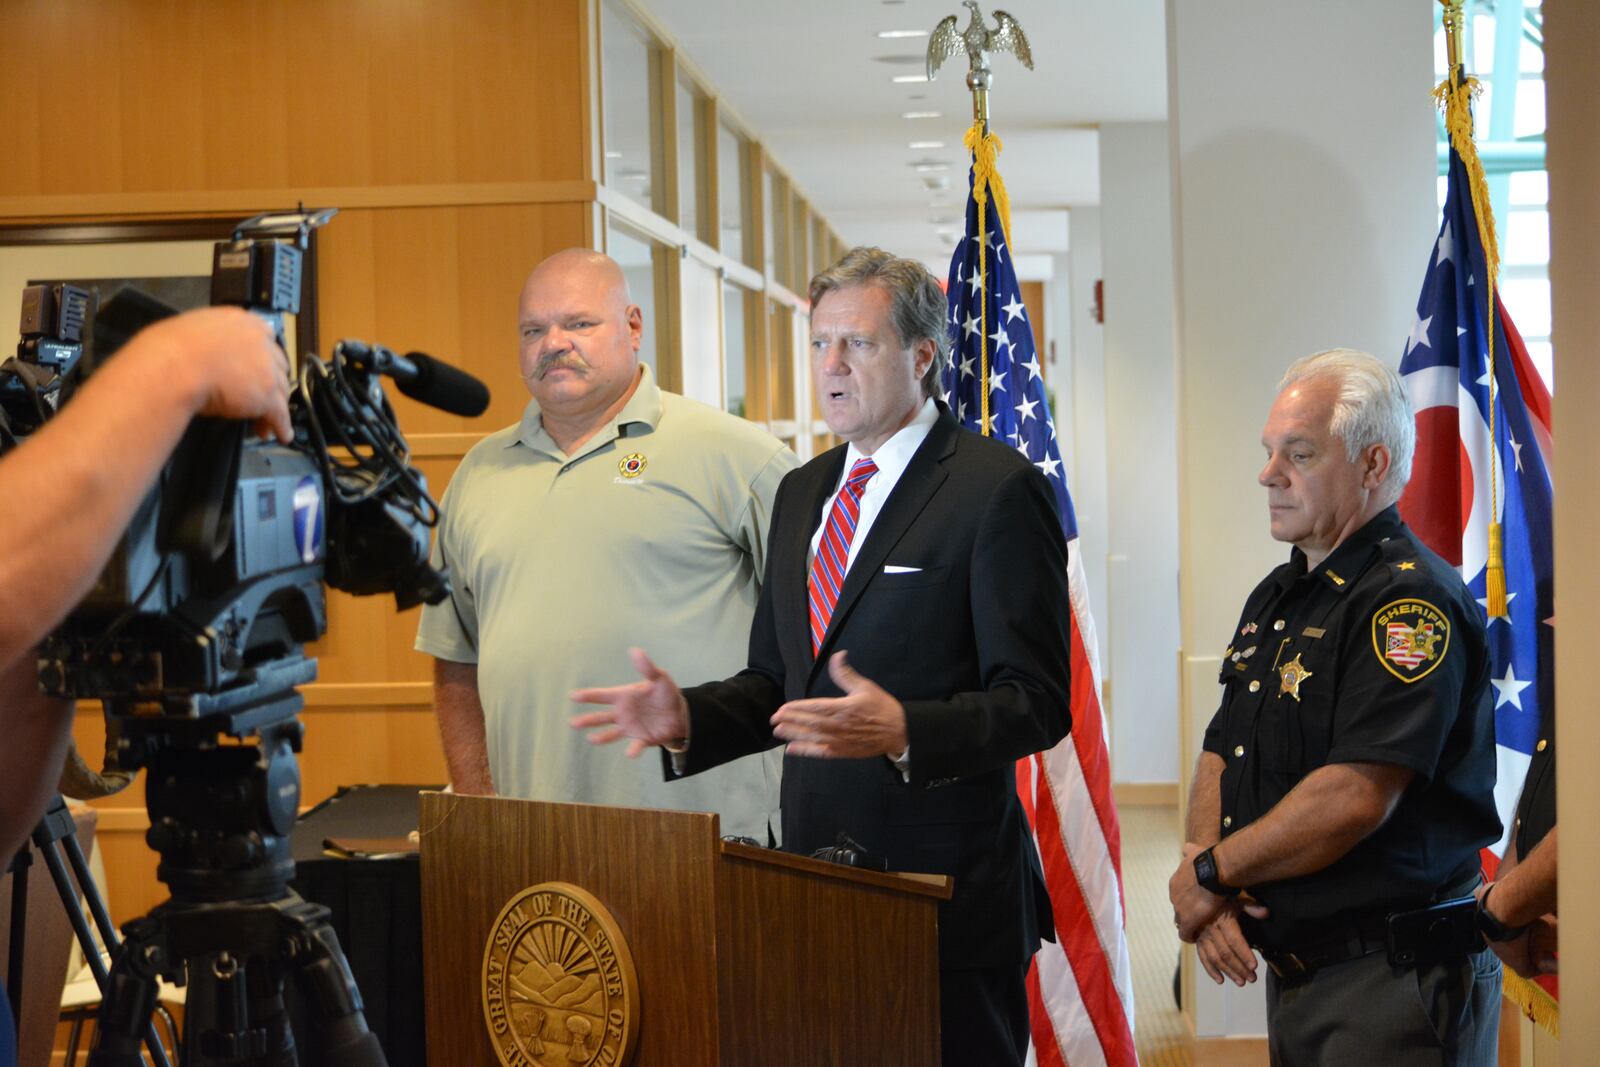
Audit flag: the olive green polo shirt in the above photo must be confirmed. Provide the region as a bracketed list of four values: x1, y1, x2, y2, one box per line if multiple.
[416, 365, 798, 839]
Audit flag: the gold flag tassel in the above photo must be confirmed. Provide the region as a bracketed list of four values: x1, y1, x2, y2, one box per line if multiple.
[1433, 63, 1509, 617]
[963, 121, 1015, 438]
[1502, 970, 1561, 1040]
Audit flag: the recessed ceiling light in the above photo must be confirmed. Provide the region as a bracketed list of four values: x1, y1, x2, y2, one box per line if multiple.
[892, 74, 930, 84]
[902, 111, 941, 119]
[604, 151, 623, 159]
[877, 29, 925, 38]
[909, 140, 945, 150]
[913, 163, 951, 173]
[871, 54, 929, 66]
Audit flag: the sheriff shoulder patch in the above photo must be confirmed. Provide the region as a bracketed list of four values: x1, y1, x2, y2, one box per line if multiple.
[1371, 598, 1451, 682]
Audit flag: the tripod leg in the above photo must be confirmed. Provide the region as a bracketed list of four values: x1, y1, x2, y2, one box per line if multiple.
[284, 902, 386, 1067]
[5, 846, 28, 1028]
[85, 920, 164, 1067]
[36, 822, 173, 1067]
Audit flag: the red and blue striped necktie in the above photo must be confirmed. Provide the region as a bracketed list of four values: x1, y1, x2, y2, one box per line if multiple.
[807, 457, 879, 656]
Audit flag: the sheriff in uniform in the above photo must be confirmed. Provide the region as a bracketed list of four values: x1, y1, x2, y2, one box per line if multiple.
[1169, 349, 1502, 1067]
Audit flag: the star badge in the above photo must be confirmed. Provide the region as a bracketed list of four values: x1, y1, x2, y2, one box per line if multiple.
[1278, 654, 1313, 701]
[1397, 561, 1417, 571]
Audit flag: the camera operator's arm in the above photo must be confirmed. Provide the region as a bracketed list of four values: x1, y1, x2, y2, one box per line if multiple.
[0, 306, 291, 675]
[434, 659, 494, 795]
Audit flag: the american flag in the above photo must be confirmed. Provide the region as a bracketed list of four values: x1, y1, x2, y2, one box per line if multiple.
[940, 134, 1138, 1067]
[1396, 89, 1555, 1003]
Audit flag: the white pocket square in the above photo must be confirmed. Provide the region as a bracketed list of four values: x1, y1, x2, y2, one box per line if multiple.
[883, 564, 923, 574]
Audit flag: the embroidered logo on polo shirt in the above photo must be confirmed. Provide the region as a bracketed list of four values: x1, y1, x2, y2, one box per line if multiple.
[1372, 598, 1450, 682]
[617, 452, 647, 478]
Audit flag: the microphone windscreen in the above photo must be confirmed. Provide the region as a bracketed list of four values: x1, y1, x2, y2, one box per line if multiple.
[395, 352, 490, 417]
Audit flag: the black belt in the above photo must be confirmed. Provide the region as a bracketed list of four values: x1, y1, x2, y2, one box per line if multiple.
[1258, 914, 1390, 979]
[1256, 873, 1483, 981]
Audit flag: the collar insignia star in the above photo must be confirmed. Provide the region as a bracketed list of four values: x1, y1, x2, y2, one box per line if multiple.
[1278, 654, 1313, 701]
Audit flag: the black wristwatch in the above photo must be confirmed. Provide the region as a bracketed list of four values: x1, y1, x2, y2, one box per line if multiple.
[1476, 883, 1528, 942]
[1193, 846, 1240, 898]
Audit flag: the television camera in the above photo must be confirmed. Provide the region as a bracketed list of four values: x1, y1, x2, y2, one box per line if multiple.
[2, 209, 488, 1067]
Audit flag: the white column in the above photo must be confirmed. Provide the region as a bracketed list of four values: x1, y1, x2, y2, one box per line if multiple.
[1064, 208, 1109, 672]
[1099, 122, 1181, 788]
[1166, 0, 1437, 1042]
[1546, 2, 1599, 1061]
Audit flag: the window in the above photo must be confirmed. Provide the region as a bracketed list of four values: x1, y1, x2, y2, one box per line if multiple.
[676, 75, 704, 240]
[717, 121, 748, 264]
[605, 217, 663, 378]
[766, 168, 790, 288]
[601, 0, 660, 214]
[723, 281, 750, 418]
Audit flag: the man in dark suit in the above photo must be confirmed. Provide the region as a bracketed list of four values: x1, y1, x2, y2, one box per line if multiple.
[573, 246, 1071, 1066]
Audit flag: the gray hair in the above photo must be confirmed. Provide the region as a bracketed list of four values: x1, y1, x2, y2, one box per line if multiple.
[1278, 348, 1416, 505]
[809, 247, 949, 398]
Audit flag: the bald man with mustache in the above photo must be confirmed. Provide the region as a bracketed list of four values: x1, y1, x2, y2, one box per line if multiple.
[415, 250, 797, 839]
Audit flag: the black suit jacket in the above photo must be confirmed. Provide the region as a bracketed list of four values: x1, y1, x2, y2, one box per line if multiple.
[677, 406, 1071, 970]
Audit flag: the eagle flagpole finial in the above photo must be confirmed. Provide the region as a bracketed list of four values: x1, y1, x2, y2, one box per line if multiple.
[926, 1, 1033, 129]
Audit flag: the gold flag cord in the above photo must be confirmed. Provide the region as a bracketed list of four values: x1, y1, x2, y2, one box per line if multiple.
[1502, 970, 1561, 1039]
[963, 121, 1015, 438]
[1434, 15, 1508, 617]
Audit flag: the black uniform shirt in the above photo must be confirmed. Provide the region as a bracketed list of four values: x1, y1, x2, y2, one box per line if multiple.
[1202, 506, 1500, 949]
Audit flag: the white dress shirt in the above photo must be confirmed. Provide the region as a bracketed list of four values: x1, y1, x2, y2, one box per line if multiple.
[808, 397, 938, 778]
[807, 397, 940, 574]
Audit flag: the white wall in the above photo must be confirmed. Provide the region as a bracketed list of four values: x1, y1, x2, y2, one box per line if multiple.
[1166, 0, 1437, 1040]
[1063, 209, 1110, 675]
[1099, 122, 1181, 787]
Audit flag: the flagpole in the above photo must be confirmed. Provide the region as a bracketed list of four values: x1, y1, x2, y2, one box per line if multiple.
[968, 66, 991, 136]
[1435, 0, 1511, 617]
[927, 6, 1033, 437]
[1440, 0, 1465, 79]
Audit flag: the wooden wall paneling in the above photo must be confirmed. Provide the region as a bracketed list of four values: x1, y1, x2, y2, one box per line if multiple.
[654, 239, 684, 393]
[1, 0, 590, 198]
[769, 300, 795, 422]
[704, 101, 725, 256]
[317, 203, 587, 436]
[745, 286, 769, 422]
[746, 142, 767, 286]
[692, 92, 716, 247]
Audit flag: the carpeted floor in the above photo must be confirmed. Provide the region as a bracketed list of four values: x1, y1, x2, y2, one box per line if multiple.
[1121, 804, 1193, 1067]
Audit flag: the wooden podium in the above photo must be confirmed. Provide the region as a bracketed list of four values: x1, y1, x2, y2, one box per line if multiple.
[418, 792, 951, 1066]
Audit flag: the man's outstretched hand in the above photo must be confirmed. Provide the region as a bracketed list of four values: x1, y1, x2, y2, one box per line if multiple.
[571, 647, 690, 758]
[770, 651, 908, 759]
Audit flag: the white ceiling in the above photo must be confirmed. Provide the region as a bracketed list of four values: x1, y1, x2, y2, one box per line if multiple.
[636, 0, 1168, 269]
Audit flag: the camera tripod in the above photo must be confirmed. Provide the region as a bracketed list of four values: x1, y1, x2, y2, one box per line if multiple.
[7, 796, 176, 1067]
[80, 677, 386, 1067]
